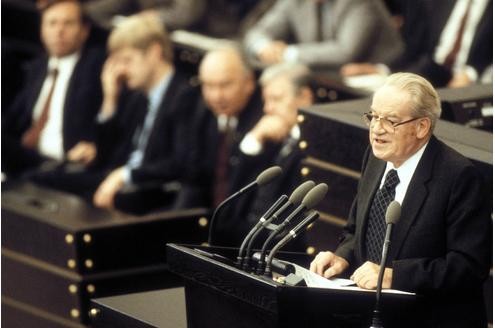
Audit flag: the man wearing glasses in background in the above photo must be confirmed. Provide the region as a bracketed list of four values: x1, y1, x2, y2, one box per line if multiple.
[310, 72, 491, 327]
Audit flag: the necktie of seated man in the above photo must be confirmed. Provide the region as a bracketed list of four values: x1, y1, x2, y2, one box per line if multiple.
[443, 0, 473, 70]
[22, 67, 59, 149]
[365, 169, 400, 264]
[213, 121, 234, 207]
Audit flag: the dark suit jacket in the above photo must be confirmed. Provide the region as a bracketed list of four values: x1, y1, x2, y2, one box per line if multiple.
[3, 47, 105, 151]
[336, 136, 492, 327]
[186, 88, 265, 202]
[389, 0, 493, 87]
[135, 75, 199, 183]
[88, 70, 199, 189]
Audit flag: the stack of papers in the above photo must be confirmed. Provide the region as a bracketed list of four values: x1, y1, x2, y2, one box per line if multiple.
[285, 261, 414, 295]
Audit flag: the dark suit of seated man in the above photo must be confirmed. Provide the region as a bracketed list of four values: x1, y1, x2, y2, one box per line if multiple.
[31, 14, 199, 215]
[310, 72, 492, 327]
[2, 0, 104, 178]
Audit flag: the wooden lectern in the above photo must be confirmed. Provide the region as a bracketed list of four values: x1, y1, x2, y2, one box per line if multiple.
[167, 244, 421, 328]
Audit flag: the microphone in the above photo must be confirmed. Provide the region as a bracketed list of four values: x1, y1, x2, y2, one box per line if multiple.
[257, 183, 328, 273]
[370, 201, 401, 328]
[264, 211, 320, 276]
[207, 166, 282, 245]
[251, 252, 296, 276]
[236, 194, 288, 267]
[239, 180, 316, 269]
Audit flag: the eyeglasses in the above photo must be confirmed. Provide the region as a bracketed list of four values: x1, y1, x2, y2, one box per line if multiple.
[362, 112, 422, 133]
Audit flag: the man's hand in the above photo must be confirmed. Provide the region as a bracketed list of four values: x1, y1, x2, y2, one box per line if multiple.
[350, 261, 393, 290]
[310, 251, 350, 278]
[67, 141, 97, 165]
[448, 70, 473, 88]
[251, 115, 291, 143]
[100, 54, 127, 118]
[340, 63, 380, 77]
[93, 167, 126, 209]
[257, 41, 288, 65]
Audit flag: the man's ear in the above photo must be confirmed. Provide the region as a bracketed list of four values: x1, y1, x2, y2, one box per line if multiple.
[416, 117, 431, 139]
[81, 23, 90, 41]
[147, 42, 163, 59]
[298, 87, 314, 107]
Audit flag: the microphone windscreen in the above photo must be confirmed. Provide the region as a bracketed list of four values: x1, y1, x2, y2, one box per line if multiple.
[301, 183, 328, 209]
[256, 166, 282, 186]
[288, 180, 315, 204]
[385, 201, 401, 225]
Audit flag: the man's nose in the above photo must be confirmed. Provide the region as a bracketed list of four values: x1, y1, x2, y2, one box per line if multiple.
[371, 119, 386, 134]
[211, 88, 225, 102]
[264, 102, 275, 114]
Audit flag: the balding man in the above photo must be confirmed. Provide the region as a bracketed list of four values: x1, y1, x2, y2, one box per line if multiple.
[181, 47, 267, 246]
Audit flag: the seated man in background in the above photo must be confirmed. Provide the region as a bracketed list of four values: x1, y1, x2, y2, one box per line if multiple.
[341, 0, 492, 88]
[237, 62, 315, 249]
[310, 72, 491, 327]
[2, 0, 104, 178]
[32, 14, 198, 215]
[83, 0, 206, 32]
[180, 47, 267, 245]
[243, 0, 404, 71]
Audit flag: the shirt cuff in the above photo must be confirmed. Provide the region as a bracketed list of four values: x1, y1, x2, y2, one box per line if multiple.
[251, 38, 271, 56]
[462, 65, 479, 82]
[122, 166, 132, 185]
[283, 45, 299, 63]
[97, 110, 115, 123]
[375, 63, 391, 75]
[239, 132, 263, 156]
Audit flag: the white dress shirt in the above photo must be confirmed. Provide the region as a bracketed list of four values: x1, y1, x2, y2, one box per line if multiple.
[34, 53, 80, 160]
[380, 142, 428, 205]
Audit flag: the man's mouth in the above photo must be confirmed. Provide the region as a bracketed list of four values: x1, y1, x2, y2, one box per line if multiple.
[374, 138, 387, 144]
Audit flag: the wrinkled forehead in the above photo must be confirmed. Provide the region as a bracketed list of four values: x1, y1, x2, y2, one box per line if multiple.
[371, 85, 412, 116]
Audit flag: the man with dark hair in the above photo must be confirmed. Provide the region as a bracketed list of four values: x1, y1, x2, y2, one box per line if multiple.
[2, 0, 104, 177]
